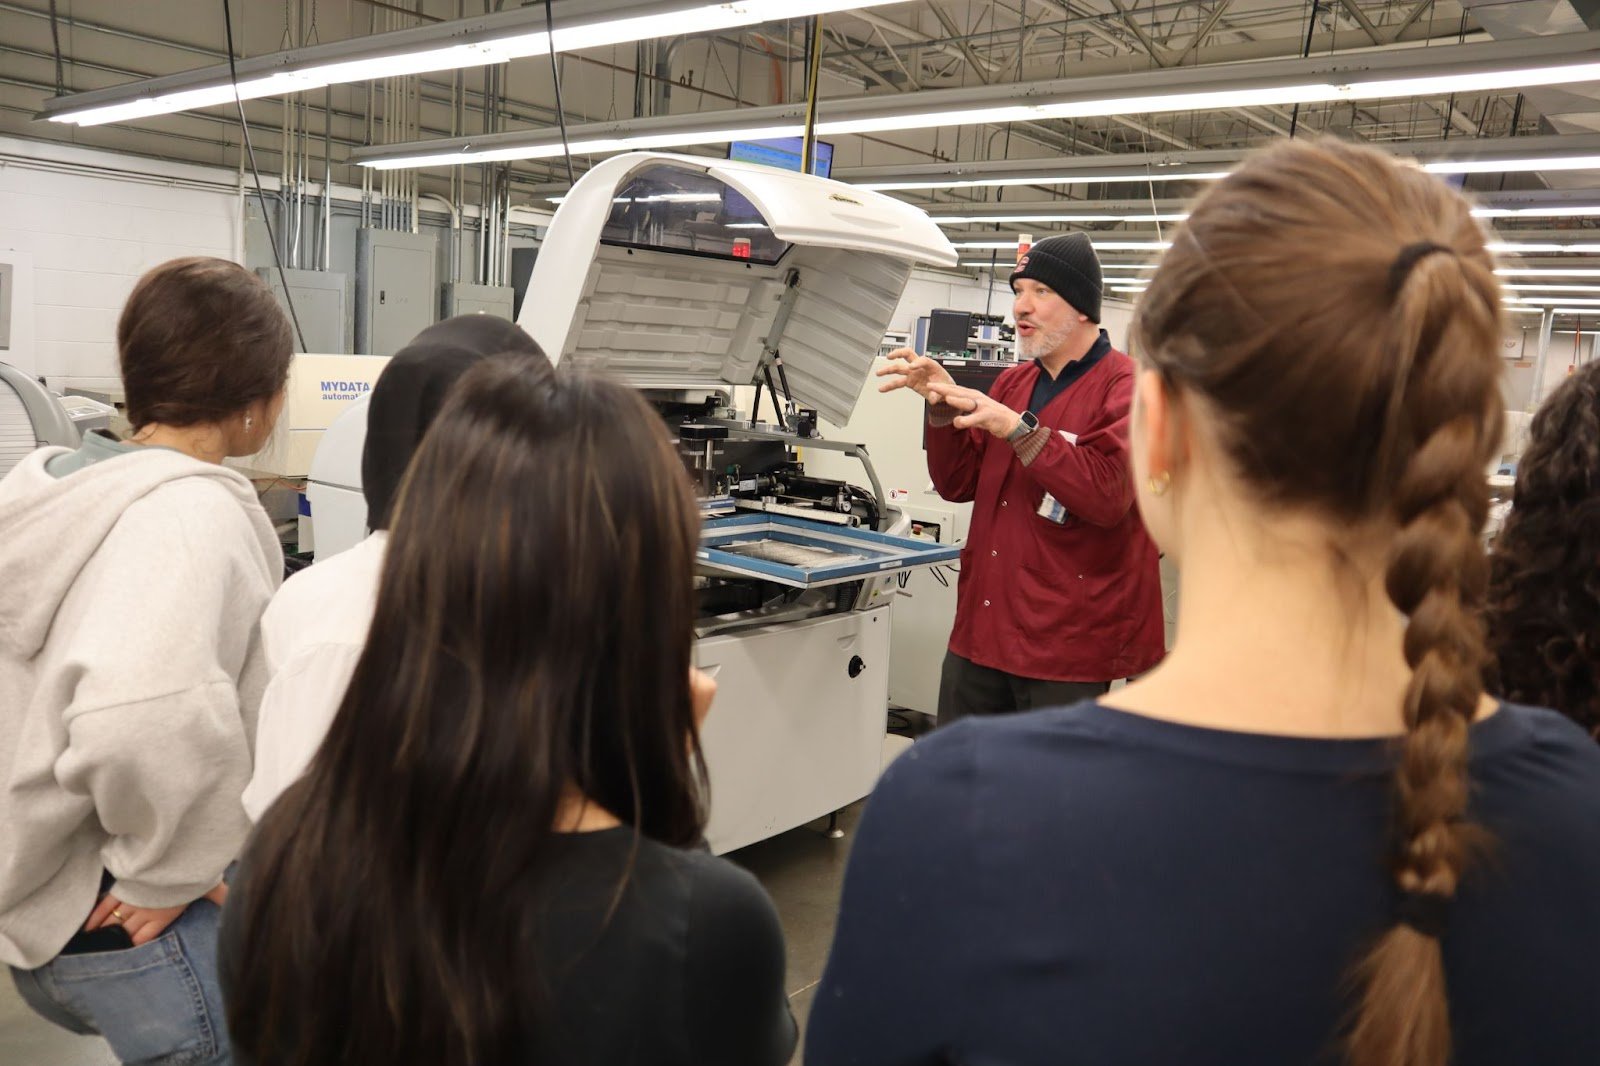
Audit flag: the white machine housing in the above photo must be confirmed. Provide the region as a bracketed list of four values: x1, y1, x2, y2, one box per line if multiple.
[307, 153, 956, 853]
[520, 151, 955, 427]
[516, 153, 957, 851]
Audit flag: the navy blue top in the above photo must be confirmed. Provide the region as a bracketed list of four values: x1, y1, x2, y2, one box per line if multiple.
[1027, 328, 1111, 415]
[807, 701, 1600, 1066]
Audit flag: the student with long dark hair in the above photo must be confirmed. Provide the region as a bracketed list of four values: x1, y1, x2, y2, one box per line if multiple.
[244, 315, 550, 821]
[1487, 360, 1600, 737]
[220, 357, 796, 1066]
[808, 140, 1600, 1066]
[0, 257, 292, 1065]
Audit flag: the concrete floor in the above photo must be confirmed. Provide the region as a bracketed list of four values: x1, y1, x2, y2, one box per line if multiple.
[0, 803, 865, 1066]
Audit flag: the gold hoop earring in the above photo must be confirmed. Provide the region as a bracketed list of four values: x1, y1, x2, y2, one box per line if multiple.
[1148, 471, 1171, 497]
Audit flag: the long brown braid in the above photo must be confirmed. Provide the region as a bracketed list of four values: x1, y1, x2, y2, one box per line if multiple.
[1132, 139, 1505, 1066]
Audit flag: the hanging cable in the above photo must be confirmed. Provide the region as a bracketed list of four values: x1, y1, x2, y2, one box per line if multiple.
[46, 0, 65, 95]
[1287, 0, 1319, 138]
[223, 0, 307, 351]
[543, 0, 576, 187]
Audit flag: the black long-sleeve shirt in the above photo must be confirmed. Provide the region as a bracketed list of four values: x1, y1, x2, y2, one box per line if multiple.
[221, 827, 796, 1066]
[808, 701, 1600, 1066]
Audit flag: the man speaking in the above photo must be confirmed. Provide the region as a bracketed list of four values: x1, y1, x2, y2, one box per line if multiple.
[879, 233, 1165, 724]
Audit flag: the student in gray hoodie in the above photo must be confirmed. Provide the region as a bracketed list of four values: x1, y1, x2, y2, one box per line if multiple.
[0, 257, 292, 1066]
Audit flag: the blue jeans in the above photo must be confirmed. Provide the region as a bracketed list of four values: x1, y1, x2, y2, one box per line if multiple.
[10, 899, 231, 1065]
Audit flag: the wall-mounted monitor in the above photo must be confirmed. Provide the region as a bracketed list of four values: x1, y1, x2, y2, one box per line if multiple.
[725, 137, 836, 224]
[728, 136, 835, 178]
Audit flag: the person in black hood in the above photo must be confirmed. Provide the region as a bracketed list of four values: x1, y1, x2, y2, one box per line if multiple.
[362, 314, 548, 530]
[243, 315, 551, 820]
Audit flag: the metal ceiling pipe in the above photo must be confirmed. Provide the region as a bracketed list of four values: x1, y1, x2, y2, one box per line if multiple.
[654, 38, 685, 116]
[324, 84, 332, 271]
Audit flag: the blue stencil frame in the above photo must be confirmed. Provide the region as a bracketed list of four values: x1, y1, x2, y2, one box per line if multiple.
[697, 512, 959, 588]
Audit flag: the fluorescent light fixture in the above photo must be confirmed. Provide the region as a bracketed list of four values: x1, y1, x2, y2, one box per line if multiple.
[1432, 156, 1600, 175]
[1503, 283, 1600, 292]
[957, 260, 1160, 272]
[725, 222, 769, 229]
[366, 123, 805, 169]
[954, 240, 1171, 250]
[1506, 296, 1600, 306]
[936, 213, 1189, 225]
[1488, 242, 1600, 253]
[928, 197, 1600, 228]
[39, 0, 913, 126]
[1474, 204, 1600, 218]
[352, 32, 1600, 170]
[1497, 268, 1600, 278]
[835, 133, 1600, 196]
[1502, 304, 1600, 314]
[861, 172, 1227, 192]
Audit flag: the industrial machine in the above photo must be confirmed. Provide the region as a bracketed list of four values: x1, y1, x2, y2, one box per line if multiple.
[915, 308, 1013, 360]
[306, 151, 959, 853]
[0, 362, 79, 478]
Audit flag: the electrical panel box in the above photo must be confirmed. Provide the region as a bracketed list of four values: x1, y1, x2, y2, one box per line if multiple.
[510, 246, 540, 319]
[441, 282, 515, 322]
[356, 229, 438, 356]
[258, 268, 350, 354]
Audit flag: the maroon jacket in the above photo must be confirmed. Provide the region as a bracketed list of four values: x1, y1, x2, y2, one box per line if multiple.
[926, 346, 1165, 683]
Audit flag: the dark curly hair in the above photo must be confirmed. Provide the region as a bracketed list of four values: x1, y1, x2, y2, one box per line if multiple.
[1486, 359, 1600, 737]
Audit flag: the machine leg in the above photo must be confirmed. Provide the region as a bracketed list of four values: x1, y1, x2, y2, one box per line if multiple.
[824, 811, 846, 840]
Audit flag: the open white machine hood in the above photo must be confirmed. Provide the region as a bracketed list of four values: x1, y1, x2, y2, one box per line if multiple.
[515, 152, 958, 427]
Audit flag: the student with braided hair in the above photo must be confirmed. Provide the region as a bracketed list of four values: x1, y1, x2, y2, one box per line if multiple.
[1487, 360, 1600, 738]
[807, 139, 1600, 1066]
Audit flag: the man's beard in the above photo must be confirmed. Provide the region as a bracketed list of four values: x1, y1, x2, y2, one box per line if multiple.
[1018, 320, 1073, 359]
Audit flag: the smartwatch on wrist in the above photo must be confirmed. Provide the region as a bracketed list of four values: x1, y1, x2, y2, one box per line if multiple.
[1006, 410, 1040, 444]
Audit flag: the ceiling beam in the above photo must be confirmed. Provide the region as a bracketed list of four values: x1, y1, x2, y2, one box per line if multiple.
[1335, 0, 1386, 47]
[851, 9, 995, 73]
[1170, 0, 1238, 67]
[1100, 0, 1173, 67]
[926, 2, 995, 85]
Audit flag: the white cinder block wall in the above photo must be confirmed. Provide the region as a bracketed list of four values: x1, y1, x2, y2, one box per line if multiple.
[0, 136, 243, 392]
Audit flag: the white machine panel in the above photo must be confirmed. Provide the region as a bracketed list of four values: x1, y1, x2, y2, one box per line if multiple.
[304, 393, 373, 560]
[698, 607, 891, 855]
[519, 152, 956, 427]
[238, 353, 389, 478]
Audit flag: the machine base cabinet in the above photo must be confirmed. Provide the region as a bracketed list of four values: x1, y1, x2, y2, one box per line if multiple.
[698, 606, 892, 854]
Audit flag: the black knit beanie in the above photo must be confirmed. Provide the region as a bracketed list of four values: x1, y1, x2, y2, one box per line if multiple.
[1008, 233, 1103, 323]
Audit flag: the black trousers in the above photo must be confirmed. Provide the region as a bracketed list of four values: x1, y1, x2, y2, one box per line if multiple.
[936, 651, 1111, 728]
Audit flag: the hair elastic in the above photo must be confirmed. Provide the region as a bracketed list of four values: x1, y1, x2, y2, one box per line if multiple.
[1395, 890, 1450, 939]
[1388, 242, 1452, 296]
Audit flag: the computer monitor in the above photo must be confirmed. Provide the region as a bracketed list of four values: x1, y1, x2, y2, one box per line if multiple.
[728, 136, 835, 178]
[926, 309, 973, 357]
[724, 138, 835, 224]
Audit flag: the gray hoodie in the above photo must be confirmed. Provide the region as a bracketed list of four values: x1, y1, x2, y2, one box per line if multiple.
[0, 445, 280, 968]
